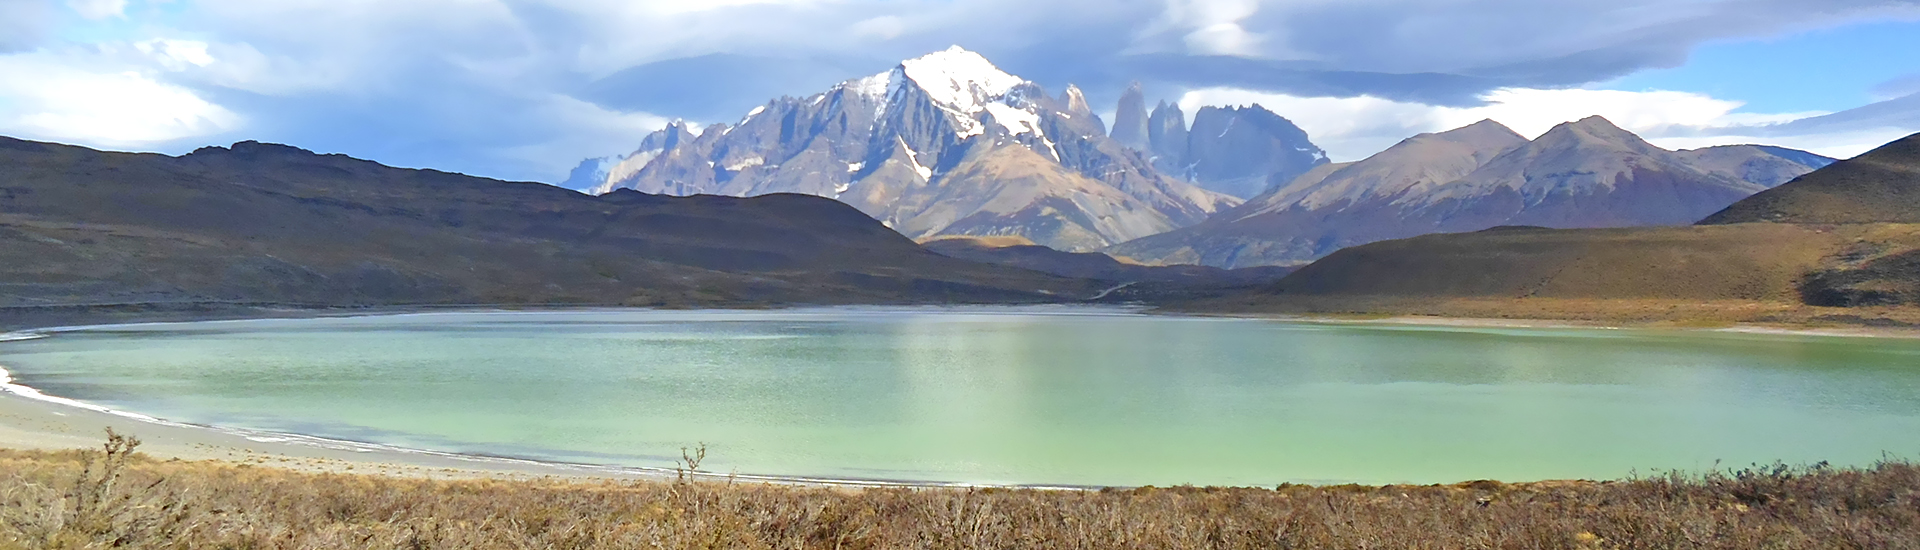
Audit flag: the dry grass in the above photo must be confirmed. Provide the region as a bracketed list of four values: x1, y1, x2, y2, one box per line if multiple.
[4, 434, 1919, 549]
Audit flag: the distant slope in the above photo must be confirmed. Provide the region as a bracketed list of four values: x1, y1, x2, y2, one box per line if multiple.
[1673, 145, 1836, 187]
[923, 238, 1291, 286]
[1110, 117, 1831, 268]
[0, 137, 1092, 311]
[1266, 225, 1843, 302]
[1199, 222, 1920, 324]
[1700, 133, 1920, 224]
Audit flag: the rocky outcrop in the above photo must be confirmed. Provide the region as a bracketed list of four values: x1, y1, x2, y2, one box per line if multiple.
[1130, 101, 1329, 200]
[1109, 82, 1150, 151]
[1180, 105, 1329, 199]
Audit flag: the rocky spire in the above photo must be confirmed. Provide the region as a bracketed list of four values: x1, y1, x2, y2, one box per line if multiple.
[1110, 82, 1149, 151]
[1147, 100, 1189, 173]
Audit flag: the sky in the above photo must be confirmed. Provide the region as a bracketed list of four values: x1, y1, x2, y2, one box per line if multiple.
[2, 0, 1918, 183]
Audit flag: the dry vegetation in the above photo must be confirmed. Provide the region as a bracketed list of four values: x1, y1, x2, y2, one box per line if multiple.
[4, 433, 1919, 549]
[1189, 223, 1920, 327]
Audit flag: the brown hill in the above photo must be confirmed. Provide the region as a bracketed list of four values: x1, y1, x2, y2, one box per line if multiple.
[0, 137, 1094, 318]
[1204, 223, 1920, 323]
[1700, 133, 1920, 224]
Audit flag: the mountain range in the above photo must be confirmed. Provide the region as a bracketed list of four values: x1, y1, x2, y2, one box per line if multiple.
[561, 48, 1332, 253]
[1107, 116, 1835, 268]
[561, 47, 1237, 252]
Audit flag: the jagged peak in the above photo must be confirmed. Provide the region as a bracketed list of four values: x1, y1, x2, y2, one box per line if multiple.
[1060, 84, 1093, 116]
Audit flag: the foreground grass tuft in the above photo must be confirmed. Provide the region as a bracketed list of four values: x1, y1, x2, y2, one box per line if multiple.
[2, 438, 1917, 549]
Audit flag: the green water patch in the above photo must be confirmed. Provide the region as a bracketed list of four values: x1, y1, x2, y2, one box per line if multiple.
[4, 307, 1918, 486]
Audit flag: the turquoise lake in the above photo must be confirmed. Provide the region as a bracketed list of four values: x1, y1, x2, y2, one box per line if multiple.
[3, 307, 1919, 487]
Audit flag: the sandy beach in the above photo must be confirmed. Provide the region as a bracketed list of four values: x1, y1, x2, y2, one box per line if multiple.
[0, 374, 678, 482]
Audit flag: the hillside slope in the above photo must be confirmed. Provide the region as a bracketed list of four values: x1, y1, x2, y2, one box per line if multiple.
[0, 137, 1092, 313]
[1701, 133, 1920, 224]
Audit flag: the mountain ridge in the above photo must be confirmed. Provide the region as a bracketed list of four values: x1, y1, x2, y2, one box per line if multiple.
[1107, 116, 1833, 268]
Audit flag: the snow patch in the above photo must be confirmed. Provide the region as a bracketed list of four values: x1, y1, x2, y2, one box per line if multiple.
[741, 105, 767, 123]
[898, 137, 933, 180]
[846, 161, 865, 173]
[983, 103, 1042, 136]
[724, 156, 765, 171]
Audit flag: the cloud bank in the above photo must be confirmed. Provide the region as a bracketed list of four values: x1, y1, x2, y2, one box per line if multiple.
[0, 0, 1915, 181]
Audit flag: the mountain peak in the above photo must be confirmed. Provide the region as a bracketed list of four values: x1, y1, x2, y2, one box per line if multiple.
[1533, 115, 1651, 150]
[896, 46, 1024, 114]
[1453, 119, 1519, 134]
[1433, 119, 1527, 149]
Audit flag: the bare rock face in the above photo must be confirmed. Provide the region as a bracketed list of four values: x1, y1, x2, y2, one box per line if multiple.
[1133, 102, 1329, 200]
[568, 47, 1236, 251]
[1108, 82, 1150, 151]
[1146, 101, 1189, 175]
[1181, 105, 1329, 199]
[1109, 117, 1832, 268]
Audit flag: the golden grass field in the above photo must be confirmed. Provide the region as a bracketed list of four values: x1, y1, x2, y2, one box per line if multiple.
[3, 432, 1917, 549]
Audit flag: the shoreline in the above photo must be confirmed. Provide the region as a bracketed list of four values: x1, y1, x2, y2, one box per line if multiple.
[1161, 310, 1920, 340]
[3, 305, 1916, 490]
[0, 369, 1021, 489]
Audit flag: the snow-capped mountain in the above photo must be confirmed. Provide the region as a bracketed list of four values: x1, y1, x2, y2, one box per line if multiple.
[563, 47, 1238, 251]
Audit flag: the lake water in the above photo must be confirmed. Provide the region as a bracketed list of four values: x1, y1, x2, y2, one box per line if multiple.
[3, 307, 1919, 487]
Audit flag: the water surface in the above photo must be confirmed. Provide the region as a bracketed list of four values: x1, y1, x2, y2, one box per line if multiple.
[4, 307, 1918, 486]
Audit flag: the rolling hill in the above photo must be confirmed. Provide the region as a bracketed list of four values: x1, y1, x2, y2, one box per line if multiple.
[0, 136, 1096, 323]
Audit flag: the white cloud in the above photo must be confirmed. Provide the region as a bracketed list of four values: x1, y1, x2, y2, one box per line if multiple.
[135, 39, 215, 70]
[1651, 128, 1917, 159]
[1150, 0, 1269, 56]
[65, 0, 126, 20]
[852, 15, 907, 40]
[0, 52, 242, 147]
[1177, 86, 1863, 161]
[492, 95, 673, 181]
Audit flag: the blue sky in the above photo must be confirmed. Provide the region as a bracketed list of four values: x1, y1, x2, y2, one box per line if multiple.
[2, 0, 1918, 182]
[1608, 19, 1920, 113]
